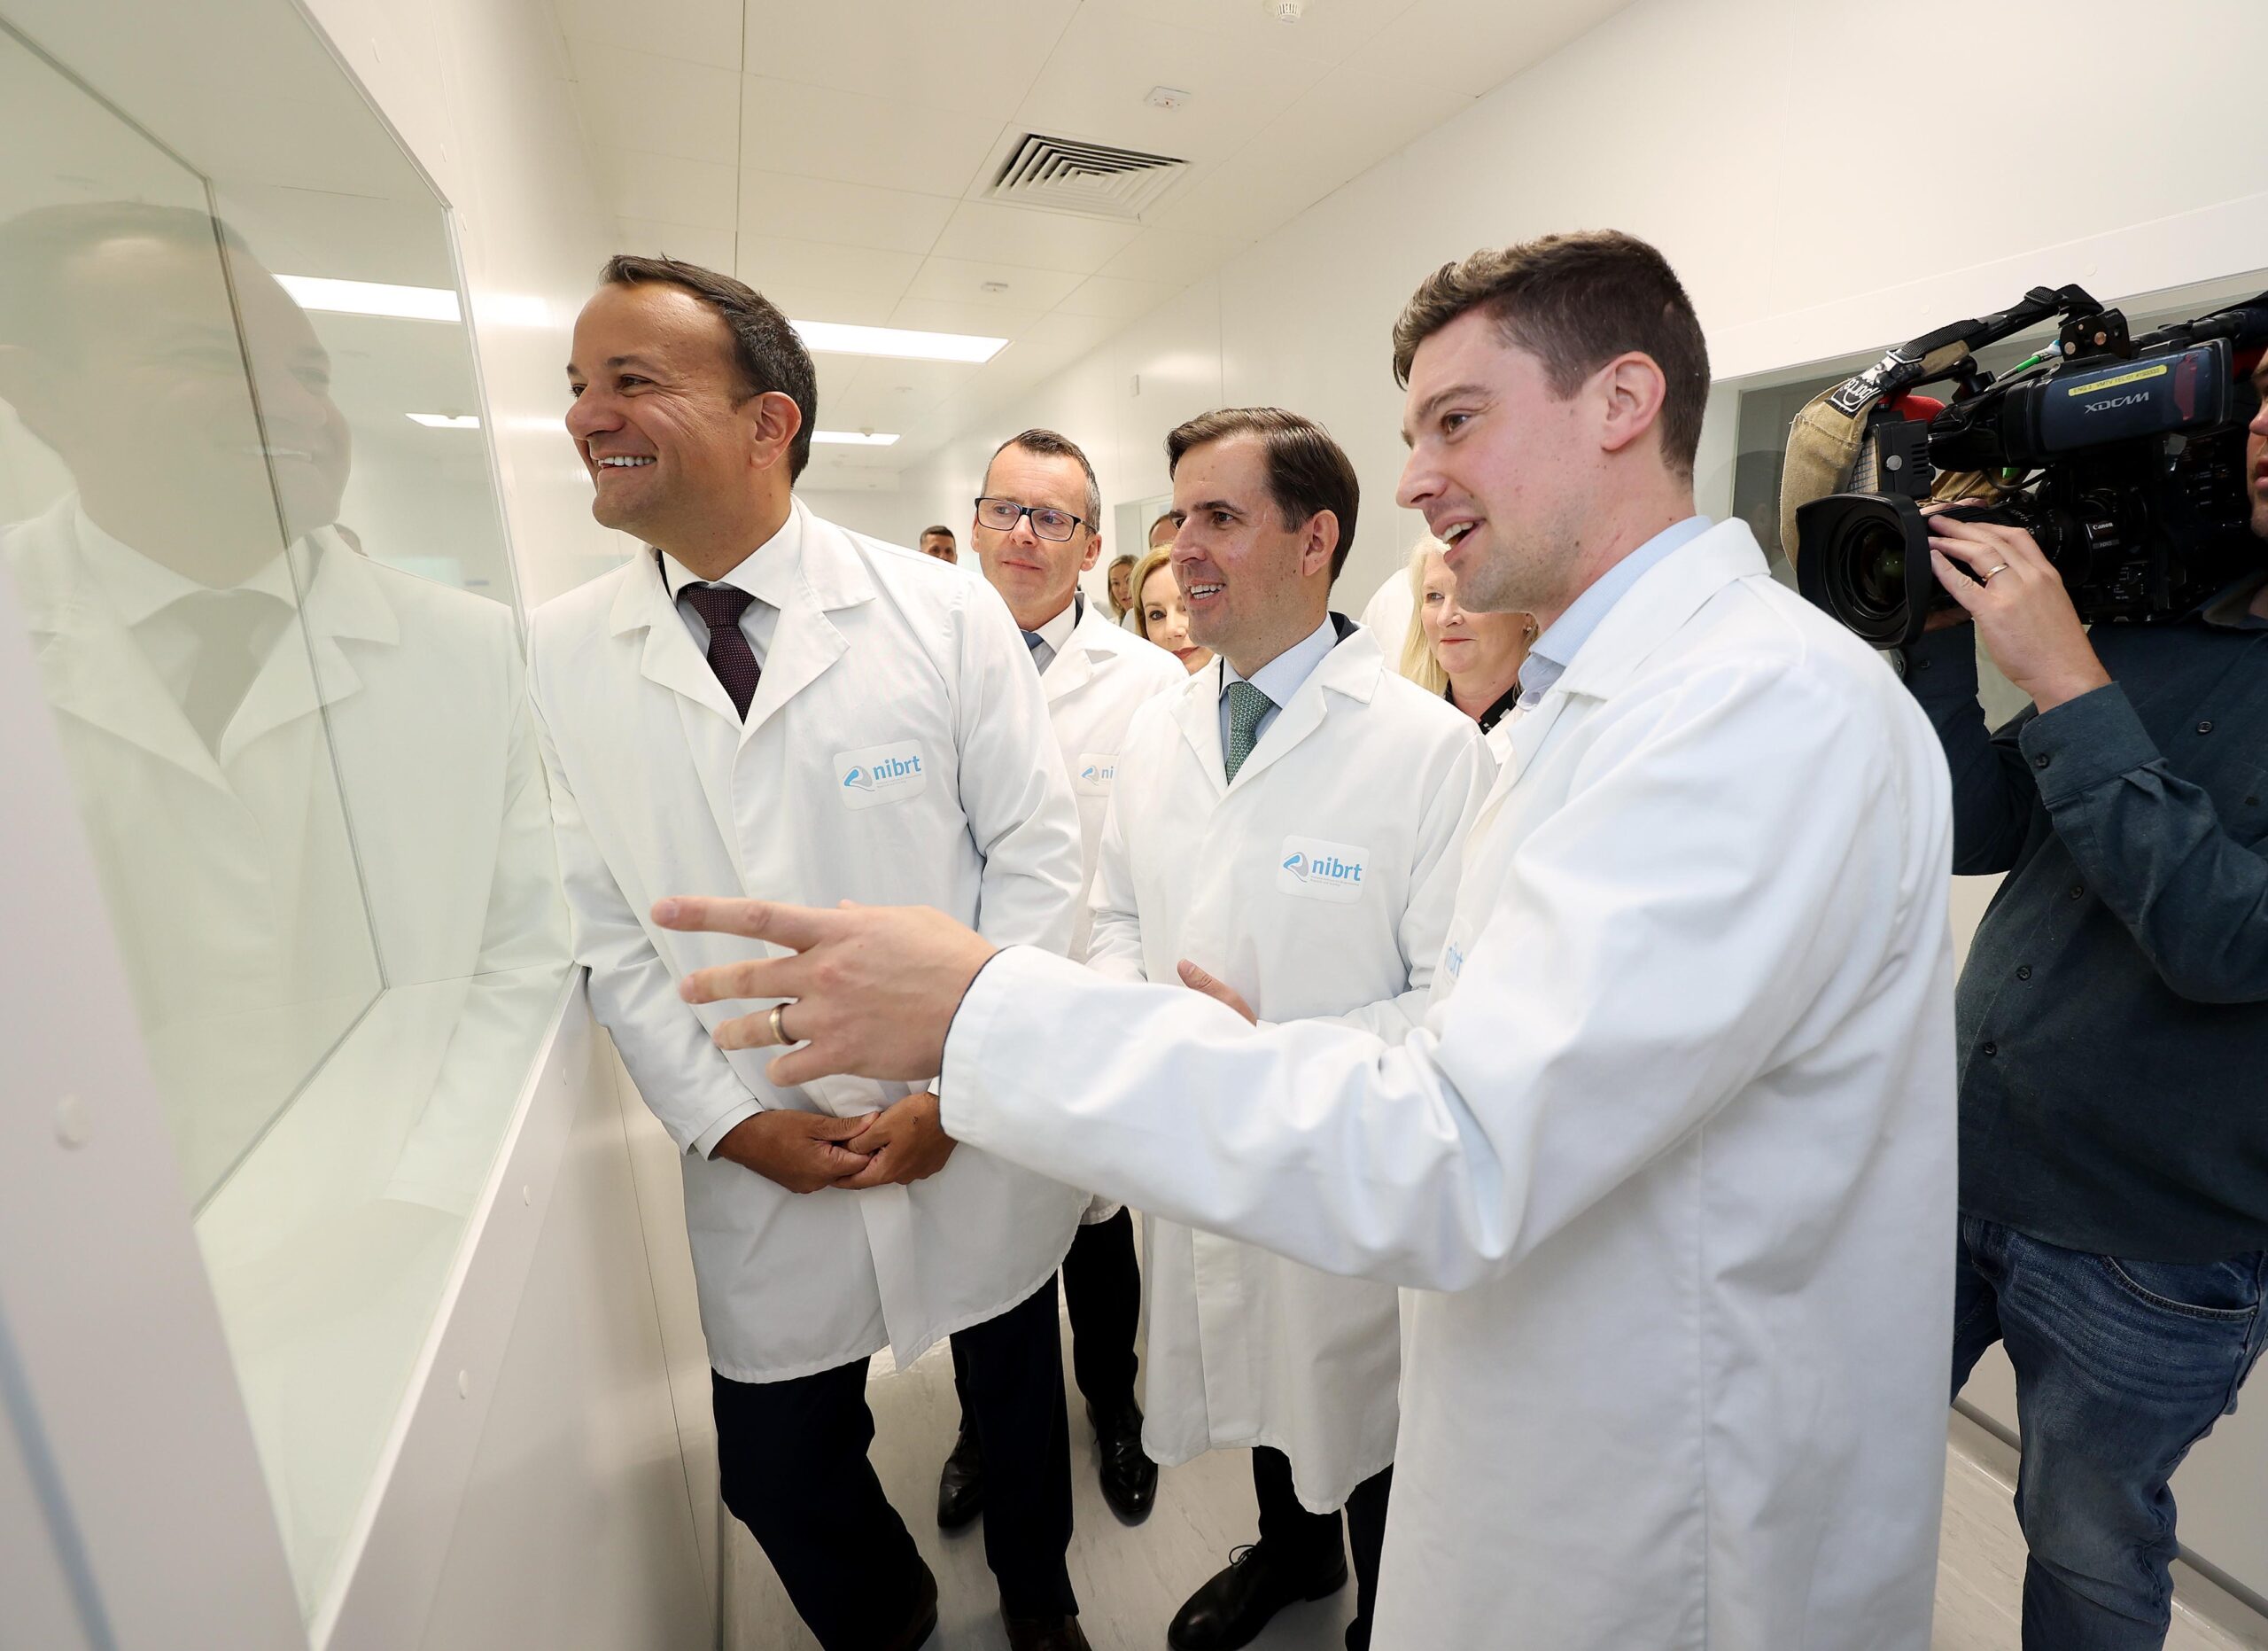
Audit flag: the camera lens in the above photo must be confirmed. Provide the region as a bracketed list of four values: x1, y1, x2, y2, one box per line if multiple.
[1850, 521, 1909, 619]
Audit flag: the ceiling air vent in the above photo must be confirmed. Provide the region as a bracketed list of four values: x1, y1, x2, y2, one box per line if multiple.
[987, 133, 1188, 222]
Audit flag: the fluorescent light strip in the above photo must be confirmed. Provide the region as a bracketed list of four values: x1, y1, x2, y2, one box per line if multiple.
[812, 430, 899, 447]
[275, 275, 461, 323]
[407, 413, 482, 429]
[791, 319, 1005, 364]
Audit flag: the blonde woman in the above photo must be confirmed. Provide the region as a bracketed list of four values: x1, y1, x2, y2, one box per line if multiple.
[1130, 545, 1212, 674]
[1399, 536, 1536, 738]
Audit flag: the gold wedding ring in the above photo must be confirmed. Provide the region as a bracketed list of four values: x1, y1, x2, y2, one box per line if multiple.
[1982, 563, 2011, 583]
[768, 1003, 790, 1047]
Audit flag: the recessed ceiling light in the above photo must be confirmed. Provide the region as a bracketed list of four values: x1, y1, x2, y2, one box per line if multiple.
[275, 275, 461, 322]
[407, 413, 482, 429]
[812, 430, 900, 447]
[791, 319, 1005, 364]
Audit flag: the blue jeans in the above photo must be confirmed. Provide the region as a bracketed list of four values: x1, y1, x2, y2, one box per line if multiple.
[1952, 1216, 2268, 1650]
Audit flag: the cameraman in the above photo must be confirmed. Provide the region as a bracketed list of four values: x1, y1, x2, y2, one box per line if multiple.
[1906, 355, 2268, 1651]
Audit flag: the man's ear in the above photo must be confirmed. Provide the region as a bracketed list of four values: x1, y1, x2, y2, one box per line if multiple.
[747, 389, 804, 472]
[1301, 510, 1340, 580]
[1594, 351, 1668, 460]
[1080, 532, 1103, 573]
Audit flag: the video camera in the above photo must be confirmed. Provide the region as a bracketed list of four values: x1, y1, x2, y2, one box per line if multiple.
[1783, 284, 2267, 649]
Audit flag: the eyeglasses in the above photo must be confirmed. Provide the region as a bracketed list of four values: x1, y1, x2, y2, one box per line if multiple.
[974, 496, 1090, 542]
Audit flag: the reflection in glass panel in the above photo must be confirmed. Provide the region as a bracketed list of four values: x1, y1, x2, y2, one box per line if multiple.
[0, 12, 566, 1617]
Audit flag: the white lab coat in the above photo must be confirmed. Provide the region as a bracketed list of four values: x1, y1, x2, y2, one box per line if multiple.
[1038, 596, 1185, 964]
[529, 499, 1088, 1382]
[1085, 619, 1487, 1510]
[0, 496, 564, 1201]
[1034, 596, 1184, 1227]
[941, 520, 1957, 1647]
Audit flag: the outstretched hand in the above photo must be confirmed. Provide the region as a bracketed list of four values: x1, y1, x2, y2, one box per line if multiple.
[655, 896, 998, 1086]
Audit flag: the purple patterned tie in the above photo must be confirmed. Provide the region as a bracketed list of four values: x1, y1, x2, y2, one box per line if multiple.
[681, 582, 761, 720]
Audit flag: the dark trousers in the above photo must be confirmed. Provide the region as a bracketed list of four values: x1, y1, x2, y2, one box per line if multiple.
[1951, 1215, 2268, 1651]
[953, 1208, 1143, 1419]
[715, 1277, 1077, 1649]
[1253, 1445, 1394, 1651]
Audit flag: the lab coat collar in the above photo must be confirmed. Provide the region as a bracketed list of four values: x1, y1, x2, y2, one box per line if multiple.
[1039, 593, 1115, 705]
[1487, 519, 1768, 803]
[1171, 611, 1374, 796]
[610, 496, 869, 737]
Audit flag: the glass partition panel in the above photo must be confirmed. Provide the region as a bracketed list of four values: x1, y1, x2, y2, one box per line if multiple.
[0, 7, 569, 1620]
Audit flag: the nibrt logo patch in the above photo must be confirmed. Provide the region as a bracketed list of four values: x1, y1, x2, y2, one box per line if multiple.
[835, 742, 929, 810]
[1276, 836, 1369, 904]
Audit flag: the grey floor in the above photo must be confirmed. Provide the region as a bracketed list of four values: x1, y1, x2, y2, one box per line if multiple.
[723, 1312, 2266, 1651]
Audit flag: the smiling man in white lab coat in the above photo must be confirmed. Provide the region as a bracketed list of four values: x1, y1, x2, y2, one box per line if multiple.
[532, 256, 1091, 1651]
[656, 230, 1959, 1649]
[936, 427, 1184, 1534]
[1108, 407, 1487, 1651]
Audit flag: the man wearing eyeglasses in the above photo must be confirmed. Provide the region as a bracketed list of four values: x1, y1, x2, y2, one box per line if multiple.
[937, 429, 1186, 1536]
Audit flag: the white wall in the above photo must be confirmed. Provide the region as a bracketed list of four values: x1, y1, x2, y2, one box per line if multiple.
[904, 0, 2268, 614]
[800, 486, 929, 548]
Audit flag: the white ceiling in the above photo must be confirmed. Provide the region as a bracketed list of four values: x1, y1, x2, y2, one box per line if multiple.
[551, 0, 1634, 487]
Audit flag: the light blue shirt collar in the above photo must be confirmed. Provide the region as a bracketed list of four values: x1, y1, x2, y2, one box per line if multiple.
[1518, 515, 1711, 707]
[1218, 613, 1340, 753]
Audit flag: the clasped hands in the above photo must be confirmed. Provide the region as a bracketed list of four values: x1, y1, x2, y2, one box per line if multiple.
[711, 1091, 955, 1194]
[652, 894, 1262, 1195]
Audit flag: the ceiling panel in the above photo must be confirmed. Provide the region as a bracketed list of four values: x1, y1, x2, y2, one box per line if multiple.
[1370, 0, 1632, 99]
[1086, 0, 1417, 64]
[746, 281, 905, 326]
[594, 148, 741, 232]
[1008, 6, 1335, 163]
[741, 0, 1079, 111]
[738, 169, 959, 254]
[737, 233, 925, 300]
[564, 36, 741, 164]
[1153, 56, 1448, 239]
[613, 215, 738, 272]
[926, 199, 1144, 276]
[1056, 273, 1181, 321]
[902, 256, 1084, 312]
[1094, 228, 1241, 285]
[553, 0, 742, 71]
[740, 74, 1007, 197]
[888, 296, 1042, 339]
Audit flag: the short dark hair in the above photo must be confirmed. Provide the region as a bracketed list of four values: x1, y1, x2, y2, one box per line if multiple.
[989, 427, 1101, 526]
[1390, 230, 1710, 479]
[0, 202, 255, 354]
[920, 524, 955, 544]
[1164, 407, 1359, 580]
[598, 253, 819, 480]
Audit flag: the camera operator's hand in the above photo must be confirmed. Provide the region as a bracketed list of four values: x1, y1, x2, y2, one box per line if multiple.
[1926, 513, 2113, 713]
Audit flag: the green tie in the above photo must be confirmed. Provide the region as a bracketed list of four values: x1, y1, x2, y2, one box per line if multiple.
[1224, 680, 1272, 783]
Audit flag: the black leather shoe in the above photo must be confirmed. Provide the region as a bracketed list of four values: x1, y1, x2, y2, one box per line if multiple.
[1003, 1612, 1091, 1651]
[936, 1422, 983, 1530]
[1088, 1397, 1158, 1523]
[1167, 1544, 1347, 1651]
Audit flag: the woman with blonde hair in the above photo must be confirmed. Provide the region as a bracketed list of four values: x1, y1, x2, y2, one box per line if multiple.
[1130, 544, 1212, 674]
[1399, 536, 1536, 742]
